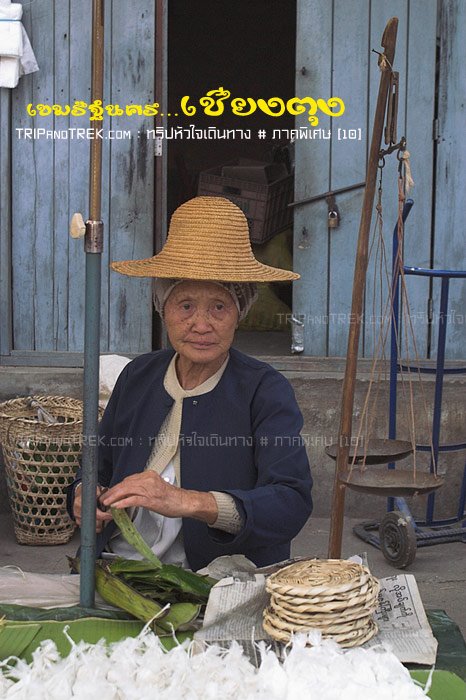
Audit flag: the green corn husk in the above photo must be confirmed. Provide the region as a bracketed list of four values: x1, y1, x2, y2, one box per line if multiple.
[94, 564, 168, 629]
[108, 559, 215, 603]
[107, 559, 161, 575]
[109, 506, 216, 603]
[110, 507, 162, 567]
[152, 564, 215, 599]
[93, 562, 200, 632]
[70, 557, 166, 629]
[70, 557, 199, 632]
[96, 506, 216, 622]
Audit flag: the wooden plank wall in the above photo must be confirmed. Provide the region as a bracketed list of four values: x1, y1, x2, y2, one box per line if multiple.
[294, 0, 438, 358]
[294, 1, 332, 357]
[401, 0, 437, 361]
[3, 0, 155, 361]
[0, 89, 12, 357]
[433, 0, 466, 360]
[1, 1, 464, 363]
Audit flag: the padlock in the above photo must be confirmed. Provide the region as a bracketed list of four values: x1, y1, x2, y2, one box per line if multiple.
[326, 193, 340, 229]
[328, 210, 340, 228]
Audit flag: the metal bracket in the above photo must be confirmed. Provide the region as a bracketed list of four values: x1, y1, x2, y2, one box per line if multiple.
[379, 136, 406, 160]
[385, 71, 399, 145]
[85, 219, 104, 254]
[288, 181, 366, 209]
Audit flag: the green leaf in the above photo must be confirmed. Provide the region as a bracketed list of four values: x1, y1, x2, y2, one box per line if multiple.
[154, 565, 215, 599]
[95, 563, 200, 632]
[0, 603, 133, 622]
[109, 558, 215, 602]
[95, 563, 168, 628]
[0, 623, 42, 660]
[0, 618, 144, 663]
[410, 670, 466, 700]
[159, 630, 193, 650]
[163, 602, 201, 631]
[108, 558, 161, 575]
[0, 619, 193, 663]
[110, 508, 162, 568]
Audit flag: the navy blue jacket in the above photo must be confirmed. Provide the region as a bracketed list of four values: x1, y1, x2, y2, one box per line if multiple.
[70, 348, 313, 570]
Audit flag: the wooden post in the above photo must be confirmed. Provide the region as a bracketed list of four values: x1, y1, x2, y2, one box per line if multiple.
[80, 0, 105, 608]
[328, 18, 399, 559]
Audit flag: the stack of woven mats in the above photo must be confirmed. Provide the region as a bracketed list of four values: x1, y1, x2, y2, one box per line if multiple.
[263, 558, 380, 646]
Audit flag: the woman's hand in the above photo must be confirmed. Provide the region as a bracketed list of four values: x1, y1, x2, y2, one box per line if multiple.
[99, 472, 218, 525]
[73, 483, 113, 533]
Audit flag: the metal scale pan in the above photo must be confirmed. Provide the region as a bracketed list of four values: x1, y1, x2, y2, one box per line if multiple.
[326, 438, 444, 496]
[325, 438, 413, 465]
[338, 469, 444, 497]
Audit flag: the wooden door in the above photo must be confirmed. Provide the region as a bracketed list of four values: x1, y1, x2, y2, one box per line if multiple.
[0, 0, 159, 365]
[431, 0, 466, 360]
[293, 0, 438, 358]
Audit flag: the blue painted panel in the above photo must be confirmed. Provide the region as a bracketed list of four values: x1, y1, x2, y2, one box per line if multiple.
[293, 0, 333, 356]
[0, 89, 12, 356]
[295, 0, 437, 359]
[52, 1, 71, 351]
[328, 0, 368, 358]
[5, 0, 155, 357]
[364, 0, 409, 361]
[107, 0, 154, 354]
[10, 2, 38, 350]
[67, 0, 92, 352]
[432, 0, 466, 360]
[401, 0, 437, 362]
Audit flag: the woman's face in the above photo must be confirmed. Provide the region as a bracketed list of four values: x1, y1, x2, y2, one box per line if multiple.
[164, 281, 239, 365]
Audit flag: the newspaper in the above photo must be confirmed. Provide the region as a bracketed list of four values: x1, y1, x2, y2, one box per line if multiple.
[367, 573, 438, 664]
[194, 561, 438, 666]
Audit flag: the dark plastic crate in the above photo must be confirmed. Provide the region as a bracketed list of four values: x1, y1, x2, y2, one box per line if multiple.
[197, 160, 293, 244]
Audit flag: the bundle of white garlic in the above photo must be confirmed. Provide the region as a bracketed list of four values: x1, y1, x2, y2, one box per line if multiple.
[0, 627, 430, 699]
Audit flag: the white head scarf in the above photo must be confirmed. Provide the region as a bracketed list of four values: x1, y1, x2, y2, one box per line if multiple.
[152, 279, 258, 321]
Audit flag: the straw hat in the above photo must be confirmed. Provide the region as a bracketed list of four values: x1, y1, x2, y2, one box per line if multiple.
[111, 196, 299, 282]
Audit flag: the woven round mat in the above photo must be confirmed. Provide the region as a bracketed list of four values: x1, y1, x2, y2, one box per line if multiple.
[264, 607, 373, 634]
[269, 598, 376, 626]
[266, 559, 372, 597]
[262, 614, 378, 647]
[269, 576, 379, 613]
[263, 559, 380, 648]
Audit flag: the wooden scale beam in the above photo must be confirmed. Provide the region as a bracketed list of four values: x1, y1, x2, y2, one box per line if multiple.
[328, 18, 443, 559]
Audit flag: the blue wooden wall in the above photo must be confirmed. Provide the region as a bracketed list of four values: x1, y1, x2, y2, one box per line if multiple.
[0, 0, 155, 364]
[294, 0, 465, 359]
[432, 0, 466, 358]
[1, 1, 464, 364]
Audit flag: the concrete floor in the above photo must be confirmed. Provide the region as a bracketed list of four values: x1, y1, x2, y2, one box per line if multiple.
[0, 512, 464, 638]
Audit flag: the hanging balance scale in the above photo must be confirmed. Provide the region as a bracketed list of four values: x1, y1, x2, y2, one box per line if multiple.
[328, 18, 444, 558]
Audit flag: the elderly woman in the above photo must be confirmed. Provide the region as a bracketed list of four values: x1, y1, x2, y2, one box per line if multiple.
[69, 196, 312, 570]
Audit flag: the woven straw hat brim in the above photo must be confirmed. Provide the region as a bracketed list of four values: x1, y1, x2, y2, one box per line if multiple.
[110, 253, 299, 282]
[110, 195, 299, 282]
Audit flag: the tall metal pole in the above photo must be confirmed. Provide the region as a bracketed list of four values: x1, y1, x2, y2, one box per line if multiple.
[80, 0, 105, 607]
[328, 18, 398, 559]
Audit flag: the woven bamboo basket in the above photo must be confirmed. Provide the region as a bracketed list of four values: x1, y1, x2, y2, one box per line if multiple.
[0, 396, 90, 545]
